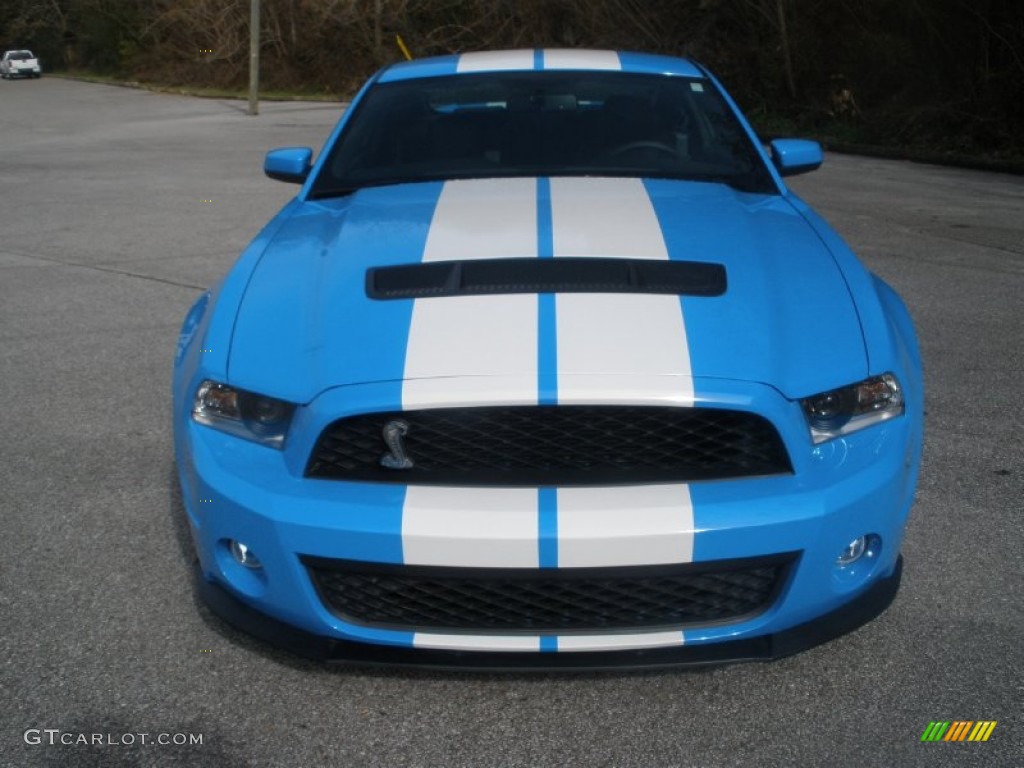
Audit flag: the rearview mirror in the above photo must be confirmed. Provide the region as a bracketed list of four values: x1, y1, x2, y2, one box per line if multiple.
[264, 147, 313, 184]
[769, 139, 823, 177]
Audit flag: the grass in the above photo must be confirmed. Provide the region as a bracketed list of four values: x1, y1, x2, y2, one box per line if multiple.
[752, 112, 1024, 176]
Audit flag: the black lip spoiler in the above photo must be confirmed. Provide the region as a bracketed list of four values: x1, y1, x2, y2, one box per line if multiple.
[194, 556, 901, 672]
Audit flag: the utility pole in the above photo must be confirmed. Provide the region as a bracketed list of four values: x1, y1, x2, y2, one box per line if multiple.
[776, 0, 796, 100]
[248, 0, 260, 115]
[374, 0, 383, 64]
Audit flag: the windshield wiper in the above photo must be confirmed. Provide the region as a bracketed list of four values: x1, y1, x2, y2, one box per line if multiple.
[308, 172, 769, 199]
[308, 185, 363, 200]
[643, 171, 769, 194]
[309, 176, 450, 199]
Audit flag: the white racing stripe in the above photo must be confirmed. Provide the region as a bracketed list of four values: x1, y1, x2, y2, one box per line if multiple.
[402, 295, 536, 409]
[399, 176, 697, 580]
[457, 49, 535, 72]
[550, 176, 667, 258]
[543, 49, 621, 71]
[413, 633, 541, 652]
[401, 178, 540, 568]
[550, 176, 694, 404]
[402, 486, 538, 567]
[550, 177, 696, 570]
[420, 177, 537, 259]
[403, 177, 538, 408]
[558, 631, 684, 652]
[556, 292, 692, 391]
[557, 484, 694, 567]
[412, 631, 683, 653]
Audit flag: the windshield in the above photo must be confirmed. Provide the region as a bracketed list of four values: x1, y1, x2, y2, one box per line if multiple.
[311, 71, 775, 197]
[10, 51, 35, 60]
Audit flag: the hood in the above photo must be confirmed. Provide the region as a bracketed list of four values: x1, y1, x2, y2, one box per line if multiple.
[229, 177, 866, 404]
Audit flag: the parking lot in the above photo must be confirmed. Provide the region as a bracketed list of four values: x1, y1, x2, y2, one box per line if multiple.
[1, 77, 1021, 767]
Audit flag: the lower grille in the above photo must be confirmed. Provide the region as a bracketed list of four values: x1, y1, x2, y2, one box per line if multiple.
[305, 405, 792, 486]
[303, 554, 796, 633]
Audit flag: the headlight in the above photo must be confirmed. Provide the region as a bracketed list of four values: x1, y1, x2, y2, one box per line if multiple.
[801, 373, 904, 444]
[192, 380, 296, 448]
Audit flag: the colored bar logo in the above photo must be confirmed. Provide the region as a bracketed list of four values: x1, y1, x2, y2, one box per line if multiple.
[920, 721, 997, 742]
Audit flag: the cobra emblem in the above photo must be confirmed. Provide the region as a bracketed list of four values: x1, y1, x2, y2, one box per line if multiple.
[380, 419, 414, 470]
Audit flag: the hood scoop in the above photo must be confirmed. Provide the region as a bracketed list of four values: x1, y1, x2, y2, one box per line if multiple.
[366, 257, 726, 300]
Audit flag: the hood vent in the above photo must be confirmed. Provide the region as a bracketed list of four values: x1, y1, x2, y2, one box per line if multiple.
[366, 257, 726, 300]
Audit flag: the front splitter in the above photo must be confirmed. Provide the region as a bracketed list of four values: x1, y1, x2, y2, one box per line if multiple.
[194, 556, 902, 671]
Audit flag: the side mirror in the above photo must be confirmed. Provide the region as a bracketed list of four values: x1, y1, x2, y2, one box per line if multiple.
[264, 147, 313, 184]
[769, 139, 823, 177]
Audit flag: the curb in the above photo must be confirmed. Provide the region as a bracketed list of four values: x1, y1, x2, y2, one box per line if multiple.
[47, 72, 344, 103]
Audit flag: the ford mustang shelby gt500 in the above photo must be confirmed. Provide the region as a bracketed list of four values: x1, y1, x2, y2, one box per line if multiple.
[173, 49, 923, 668]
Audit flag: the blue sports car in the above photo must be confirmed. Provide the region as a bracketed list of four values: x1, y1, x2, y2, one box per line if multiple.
[173, 49, 923, 668]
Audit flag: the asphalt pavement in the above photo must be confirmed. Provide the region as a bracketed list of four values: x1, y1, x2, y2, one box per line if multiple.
[1, 77, 1021, 768]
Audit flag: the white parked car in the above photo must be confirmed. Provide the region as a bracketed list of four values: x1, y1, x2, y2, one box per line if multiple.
[1, 50, 42, 79]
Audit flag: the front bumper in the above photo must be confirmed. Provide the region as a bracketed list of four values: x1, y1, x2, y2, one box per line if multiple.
[175, 374, 920, 665]
[196, 555, 902, 669]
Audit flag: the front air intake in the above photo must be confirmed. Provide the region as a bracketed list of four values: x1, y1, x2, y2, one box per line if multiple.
[366, 257, 726, 299]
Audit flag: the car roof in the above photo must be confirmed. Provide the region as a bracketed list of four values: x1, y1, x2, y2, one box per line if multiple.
[377, 49, 703, 83]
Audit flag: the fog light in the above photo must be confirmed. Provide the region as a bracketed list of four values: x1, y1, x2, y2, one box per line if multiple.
[836, 534, 880, 567]
[229, 540, 262, 569]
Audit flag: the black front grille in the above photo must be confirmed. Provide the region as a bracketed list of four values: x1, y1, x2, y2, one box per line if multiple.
[303, 555, 796, 632]
[305, 405, 791, 486]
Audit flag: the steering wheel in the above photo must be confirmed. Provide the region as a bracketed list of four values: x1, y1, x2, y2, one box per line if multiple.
[607, 141, 679, 159]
